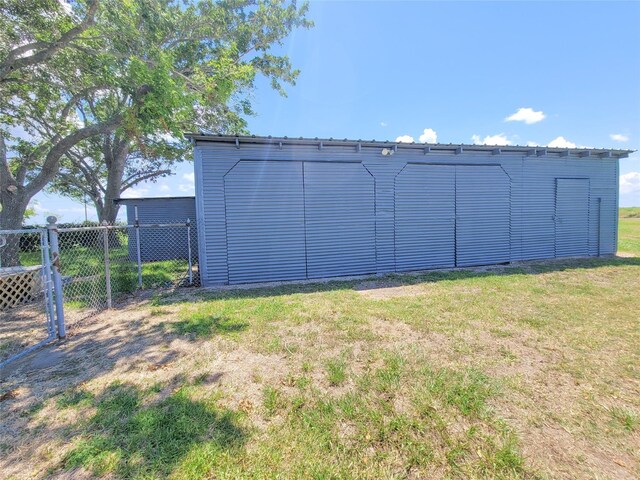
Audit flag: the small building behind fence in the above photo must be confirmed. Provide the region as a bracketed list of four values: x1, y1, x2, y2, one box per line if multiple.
[115, 196, 197, 262]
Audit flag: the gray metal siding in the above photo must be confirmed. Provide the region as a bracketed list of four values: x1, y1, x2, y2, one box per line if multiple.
[121, 197, 197, 262]
[304, 162, 376, 278]
[224, 161, 306, 283]
[362, 161, 406, 273]
[455, 165, 511, 267]
[193, 142, 620, 286]
[395, 164, 455, 270]
[194, 149, 208, 282]
[555, 178, 590, 257]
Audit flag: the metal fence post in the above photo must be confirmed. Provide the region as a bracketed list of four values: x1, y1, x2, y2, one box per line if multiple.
[134, 206, 142, 288]
[186, 218, 193, 285]
[40, 229, 56, 338]
[102, 221, 112, 308]
[47, 216, 66, 339]
[597, 197, 602, 257]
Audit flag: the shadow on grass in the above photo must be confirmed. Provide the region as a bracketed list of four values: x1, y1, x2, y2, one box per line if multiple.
[152, 255, 640, 304]
[167, 314, 248, 338]
[62, 382, 246, 478]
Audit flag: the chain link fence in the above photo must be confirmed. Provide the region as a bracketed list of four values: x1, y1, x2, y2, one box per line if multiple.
[0, 228, 56, 366]
[0, 219, 198, 366]
[56, 221, 198, 318]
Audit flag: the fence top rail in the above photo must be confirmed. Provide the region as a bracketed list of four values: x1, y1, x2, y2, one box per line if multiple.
[56, 222, 190, 233]
[0, 228, 46, 235]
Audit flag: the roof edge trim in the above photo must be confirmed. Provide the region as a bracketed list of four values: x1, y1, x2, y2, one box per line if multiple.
[185, 134, 633, 158]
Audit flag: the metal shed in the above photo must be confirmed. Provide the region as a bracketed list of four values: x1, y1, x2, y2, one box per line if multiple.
[115, 196, 197, 262]
[188, 135, 631, 287]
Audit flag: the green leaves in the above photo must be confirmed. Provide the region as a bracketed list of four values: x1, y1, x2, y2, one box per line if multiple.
[1, 0, 312, 226]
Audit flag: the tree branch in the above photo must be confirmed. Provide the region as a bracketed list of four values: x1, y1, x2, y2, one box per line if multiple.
[122, 169, 172, 191]
[24, 113, 122, 197]
[0, 132, 16, 188]
[0, 0, 100, 82]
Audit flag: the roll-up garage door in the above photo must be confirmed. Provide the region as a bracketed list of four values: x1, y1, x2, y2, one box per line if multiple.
[394, 165, 456, 270]
[304, 162, 376, 278]
[455, 165, 511, 267]
[224, 161, 306, 283]
[555, 178, 589, 257]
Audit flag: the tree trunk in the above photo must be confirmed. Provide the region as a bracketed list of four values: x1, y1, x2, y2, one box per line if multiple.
[0, 133, 32, 267]
[95, 139, 129, 248]
[0, 190, 30, 267]
[100, 140, 129, 226]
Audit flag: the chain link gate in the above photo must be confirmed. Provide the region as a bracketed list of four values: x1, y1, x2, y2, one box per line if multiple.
[0, 228, 58, 367]
[53, 218, 197, 323]
[0, 217, 197, 367]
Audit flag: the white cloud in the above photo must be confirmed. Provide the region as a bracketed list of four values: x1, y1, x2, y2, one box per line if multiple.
[526, 141, 539, 147]
[471, 133, 512, 146]
[610, 133, 629, 142]
[418, 128, 437, 144]
[121, 187, 150, 198]
[505, 107, 546, 124]
[178, 172, 195, 194]
[547, 136, 577, 148]
[620, 171, 640, 195]
[395, 135, 415, 143]
[183, 172, 195, 183]
[158, 184, 171, 192]
[380, 122, 388, 127]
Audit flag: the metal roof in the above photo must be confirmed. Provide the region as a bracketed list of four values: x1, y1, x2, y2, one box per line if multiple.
[185, 133, 633, 158]
[114, 196, 195, 204]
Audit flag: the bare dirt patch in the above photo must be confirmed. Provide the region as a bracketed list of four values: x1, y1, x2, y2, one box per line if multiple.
[353, 279, 427, 299]
[0, 303, 50, 362]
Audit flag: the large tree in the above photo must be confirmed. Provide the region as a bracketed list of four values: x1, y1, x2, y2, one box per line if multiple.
[1, 0, 310, 270]
[51, 128, 183, 224]
[0, 0, 119, 237]
[1, 0, 311, 259]
[48, 0, 311, 224]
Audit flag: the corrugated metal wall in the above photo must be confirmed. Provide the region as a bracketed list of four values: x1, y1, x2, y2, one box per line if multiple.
[224, 161, 306, 283]
[120, 197, 197, 262]
[555, 178, 590, 257]
[194, 142, 620, 286]
[395, 164, 455, 270]
[304, 162, 376, 278]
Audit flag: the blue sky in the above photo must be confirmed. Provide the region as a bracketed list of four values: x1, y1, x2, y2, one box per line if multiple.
[30, 0, 640, 223]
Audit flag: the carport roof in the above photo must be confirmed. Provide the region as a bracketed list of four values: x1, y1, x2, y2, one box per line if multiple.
[185, 134, 634, 158]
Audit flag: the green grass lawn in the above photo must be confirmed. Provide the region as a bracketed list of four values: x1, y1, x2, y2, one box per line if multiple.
[619, 206, 640, 218]
[619, 207, 640, 255]
[3, 257, 639, 478]
[19, 235, 192, 308]
[1, 212, 638, 479]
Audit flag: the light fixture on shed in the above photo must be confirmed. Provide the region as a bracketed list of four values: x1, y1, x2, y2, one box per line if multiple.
[381, 148, 394, 156]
